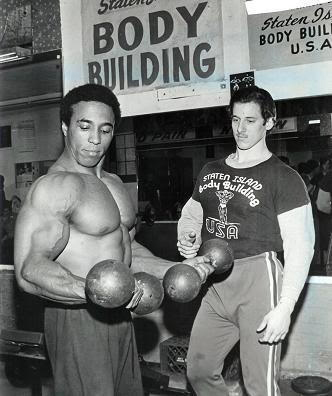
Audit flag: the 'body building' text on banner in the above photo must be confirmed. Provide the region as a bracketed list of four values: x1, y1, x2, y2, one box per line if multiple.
[248, 3, 332, 70]
[81, 0, 224, 94]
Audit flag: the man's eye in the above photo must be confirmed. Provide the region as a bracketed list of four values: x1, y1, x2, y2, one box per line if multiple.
[101, 128, 113, 134]
[79, 123, 90, 130]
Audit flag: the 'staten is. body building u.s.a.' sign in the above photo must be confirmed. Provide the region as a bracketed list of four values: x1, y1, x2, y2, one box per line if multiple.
[248, 3, 332, 70]
[81, 0, 224, 94]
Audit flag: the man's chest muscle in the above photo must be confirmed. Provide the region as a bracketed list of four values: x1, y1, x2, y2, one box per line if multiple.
[67, 177, 122, 236]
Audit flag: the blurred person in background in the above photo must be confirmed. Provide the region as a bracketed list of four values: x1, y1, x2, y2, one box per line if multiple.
[316, 166, 332, 274]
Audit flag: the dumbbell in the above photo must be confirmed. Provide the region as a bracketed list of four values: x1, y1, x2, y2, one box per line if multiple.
[163, 238, 234, 303]
[133, 272, 164, 315]
[85, 259, 135, 308]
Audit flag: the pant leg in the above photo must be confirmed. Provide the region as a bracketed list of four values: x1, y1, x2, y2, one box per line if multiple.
[44, 303, 143, 396]
[115, 314, 143, 396]
[187, 286, 240, 396]
[188, 251, 283, 396]
[237, 252, 283, 396]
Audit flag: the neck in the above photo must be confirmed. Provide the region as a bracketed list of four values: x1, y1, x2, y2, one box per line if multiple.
[54, 149, 104, 178]
[228, 140, 272, 168]
[237, 137, 270, 161]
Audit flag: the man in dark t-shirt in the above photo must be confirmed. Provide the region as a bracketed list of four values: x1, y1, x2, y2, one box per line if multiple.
[177, 86, 315, 396]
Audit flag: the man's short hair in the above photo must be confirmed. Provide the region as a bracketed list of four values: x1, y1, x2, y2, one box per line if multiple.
[306, 159, 319, 173]
[60, 83, 121, 128]
[228, 85, 276, 125]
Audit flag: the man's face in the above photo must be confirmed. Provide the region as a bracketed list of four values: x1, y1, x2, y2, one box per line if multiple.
[62, 101, 115, 168]
[231, 101, 273, 151]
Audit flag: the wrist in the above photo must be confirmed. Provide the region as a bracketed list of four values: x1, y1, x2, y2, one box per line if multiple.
[74, 277, 86, 299]
[278, 296, 296, 315]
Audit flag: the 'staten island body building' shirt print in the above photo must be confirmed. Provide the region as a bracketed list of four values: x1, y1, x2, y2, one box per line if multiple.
[192, 155, 310, 259]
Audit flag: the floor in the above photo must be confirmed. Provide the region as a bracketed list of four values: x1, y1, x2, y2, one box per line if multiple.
[0, 378, 300, 396]
[1, 358, 332, 396]
[0, 361, 316, 396]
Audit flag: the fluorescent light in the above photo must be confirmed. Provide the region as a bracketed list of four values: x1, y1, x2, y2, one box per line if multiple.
[0, 55, 27, 63]
[246, 0, 331, 14]
[0, 46, 32, 64]
[0, 52, 16, 59]
[309, 119, 321, 124]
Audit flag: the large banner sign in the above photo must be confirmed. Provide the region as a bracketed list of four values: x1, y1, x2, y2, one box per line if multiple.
[82, 0, 224, 94]
[248, 3, 332, 70]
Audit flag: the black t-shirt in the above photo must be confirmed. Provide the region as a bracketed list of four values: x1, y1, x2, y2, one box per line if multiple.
[319, 170, 332, 193]
[192, 155, 310, 259]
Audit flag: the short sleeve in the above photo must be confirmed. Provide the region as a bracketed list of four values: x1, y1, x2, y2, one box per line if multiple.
[274, 166, 310, 215]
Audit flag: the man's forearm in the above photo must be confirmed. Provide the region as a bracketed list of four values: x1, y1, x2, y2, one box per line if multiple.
[131, 240, 176, 279]
[177, 198, 203, 241]
[278, 204, 315, 313]
[279, 250, 312, 314]
[18, 258, 86, 304]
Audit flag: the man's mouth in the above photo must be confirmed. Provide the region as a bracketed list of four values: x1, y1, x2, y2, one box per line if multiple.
[84, 149, 99, 156]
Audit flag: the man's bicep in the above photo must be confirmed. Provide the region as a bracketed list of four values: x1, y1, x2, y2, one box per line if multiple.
[14, 205, 70, 279]
[15, 174, 80, 269]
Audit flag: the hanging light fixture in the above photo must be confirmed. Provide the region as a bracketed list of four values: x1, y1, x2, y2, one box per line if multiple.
[0, 46, 32, 64]
[0, 4, 32, 65]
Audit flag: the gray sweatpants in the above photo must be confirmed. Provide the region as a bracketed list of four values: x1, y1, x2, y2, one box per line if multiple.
[44, 303, 143, 396]
[187, 251, 283, 396]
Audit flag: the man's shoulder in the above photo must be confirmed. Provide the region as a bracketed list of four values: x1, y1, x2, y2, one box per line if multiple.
[34, 171, 85, 193]
[101, 171, 126, 190]
[267, 155, 300, 177]
[101, 171, 122, 183]
[25, 172, 85, 213]
[199, 159, 225, 173]
[268, 157, 310, 203]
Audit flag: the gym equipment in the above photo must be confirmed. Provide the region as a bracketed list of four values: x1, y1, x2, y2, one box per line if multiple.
[199, 238, 234, 274]
[291, 375, 332, 395]
[0, 329, 48, 396]
[139, 355, 170, 391]
[163, 263, 201, 303]
[133, 272, 164, 315]
[85, 259, 135, 308]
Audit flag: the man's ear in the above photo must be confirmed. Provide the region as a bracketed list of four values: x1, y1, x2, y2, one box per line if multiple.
[61, 122, 68, 137]
[266, 117, 275, 132]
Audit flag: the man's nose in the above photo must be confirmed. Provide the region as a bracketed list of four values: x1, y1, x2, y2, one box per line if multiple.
[237, 121, 246, 133]
[88, 129, 101, 144]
